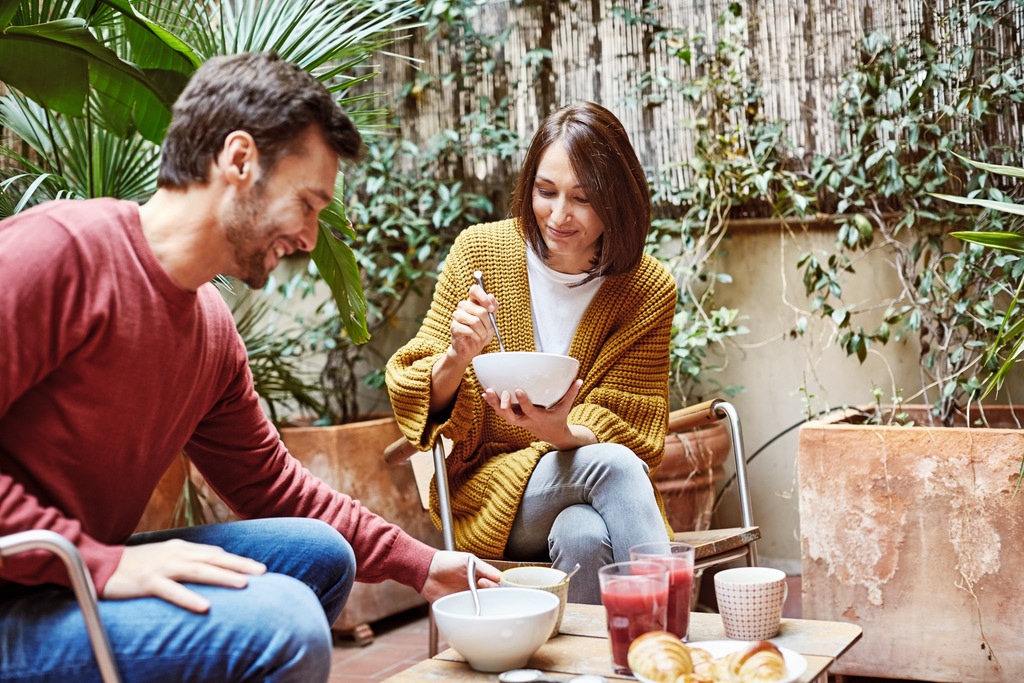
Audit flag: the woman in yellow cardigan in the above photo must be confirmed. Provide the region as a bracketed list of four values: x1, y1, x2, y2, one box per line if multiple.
[386, 101, 675, 603]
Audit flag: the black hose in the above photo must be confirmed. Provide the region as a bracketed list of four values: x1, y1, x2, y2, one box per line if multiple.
[710, 405, 873, 513]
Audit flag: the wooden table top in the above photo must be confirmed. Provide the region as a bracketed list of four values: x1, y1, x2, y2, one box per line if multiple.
[383, 604, 862, 682]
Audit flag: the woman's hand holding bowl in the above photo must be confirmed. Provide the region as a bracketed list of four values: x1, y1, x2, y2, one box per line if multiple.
[482, 379, 584, 448]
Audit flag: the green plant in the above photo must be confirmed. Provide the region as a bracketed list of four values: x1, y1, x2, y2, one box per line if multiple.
[302, 130, 499, 424]
[0, 0, 423, 343]
[620, 3, 812, 405]
[942, 157, 1024, 399]
[797, 1, 1024, 425]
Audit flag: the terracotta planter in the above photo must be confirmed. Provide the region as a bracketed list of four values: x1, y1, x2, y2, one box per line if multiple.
[135, 456, 187, 533]
[652, 421, 730, 533]
[798, 406, 1024, 682]
[276, 416, 444, 643]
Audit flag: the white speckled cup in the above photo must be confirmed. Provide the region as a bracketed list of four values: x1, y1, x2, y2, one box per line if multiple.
[714, 567, 788, 640]
[499, 566, 569, 639]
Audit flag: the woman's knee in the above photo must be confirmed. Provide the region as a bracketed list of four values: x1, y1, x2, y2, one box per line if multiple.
[549, 505, 611, 560]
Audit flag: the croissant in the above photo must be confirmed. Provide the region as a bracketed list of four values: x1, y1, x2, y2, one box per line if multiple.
[627, 631, 693, 682]
[628, 635, 787, 683]
[675, 675, 717, 683]
[734, 641, 786, 683]
[688, 646, 715, 678]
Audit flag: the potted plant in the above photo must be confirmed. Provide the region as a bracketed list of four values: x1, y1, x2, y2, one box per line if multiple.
[793, 5, 1024, 680]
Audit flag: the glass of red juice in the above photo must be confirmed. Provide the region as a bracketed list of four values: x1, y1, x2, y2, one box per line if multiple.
[629, 541, 695, 641]
[597, 560, 669, 675]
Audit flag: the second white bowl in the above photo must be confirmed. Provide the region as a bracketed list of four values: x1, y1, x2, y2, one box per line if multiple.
[431, 587, 560, 672]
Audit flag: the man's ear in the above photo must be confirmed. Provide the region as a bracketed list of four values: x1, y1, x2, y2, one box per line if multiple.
[217, 130, 260, 188]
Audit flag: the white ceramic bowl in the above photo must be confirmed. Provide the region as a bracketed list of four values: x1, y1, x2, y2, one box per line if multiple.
[431, 587, 560, 672]
[472, 352, 580, 407]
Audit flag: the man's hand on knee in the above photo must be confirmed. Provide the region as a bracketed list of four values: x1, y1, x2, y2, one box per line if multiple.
[103, 539, 267, 613]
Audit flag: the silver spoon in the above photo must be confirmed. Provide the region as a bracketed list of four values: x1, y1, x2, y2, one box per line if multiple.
[473, 270, 506, 352]
[563, 563, 581, 583]
[467, 555, 482, 616]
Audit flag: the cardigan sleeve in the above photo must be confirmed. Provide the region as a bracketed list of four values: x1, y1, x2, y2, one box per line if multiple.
[563, 257, 676, 471]
[386, 226, 482, 450]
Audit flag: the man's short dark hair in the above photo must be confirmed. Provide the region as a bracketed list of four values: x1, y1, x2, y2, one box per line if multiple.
[157, 51, 362, 188]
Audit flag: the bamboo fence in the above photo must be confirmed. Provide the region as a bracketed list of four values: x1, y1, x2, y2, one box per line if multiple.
[379, 0, 1024, 202]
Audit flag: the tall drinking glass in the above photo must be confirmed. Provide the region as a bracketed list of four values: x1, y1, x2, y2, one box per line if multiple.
[629, 541, 696, 641]
[597, 560, 669, 676]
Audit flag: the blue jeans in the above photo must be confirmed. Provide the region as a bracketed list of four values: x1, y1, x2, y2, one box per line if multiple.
[503, 443, 669, 604]
[0, 518, 355, 683]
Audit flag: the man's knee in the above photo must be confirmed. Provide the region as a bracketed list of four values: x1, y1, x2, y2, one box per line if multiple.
[230, 573, 333, 680]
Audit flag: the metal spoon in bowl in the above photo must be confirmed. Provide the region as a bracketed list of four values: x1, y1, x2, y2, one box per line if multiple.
[473, 270, 506, 352]
[467, 555, 482, 616]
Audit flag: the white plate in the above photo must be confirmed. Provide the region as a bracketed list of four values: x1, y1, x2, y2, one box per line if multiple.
[632, 640, 807, 683]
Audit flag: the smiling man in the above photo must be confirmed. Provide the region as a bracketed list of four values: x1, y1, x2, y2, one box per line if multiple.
[0, 52, 498, 683]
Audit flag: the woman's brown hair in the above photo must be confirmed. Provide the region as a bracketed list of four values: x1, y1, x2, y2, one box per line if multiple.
[510, 101, 651, 282]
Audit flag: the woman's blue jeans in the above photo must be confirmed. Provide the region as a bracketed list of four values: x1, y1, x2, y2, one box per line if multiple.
[503, 443, 669, 605]
[0, 518, 355, 683]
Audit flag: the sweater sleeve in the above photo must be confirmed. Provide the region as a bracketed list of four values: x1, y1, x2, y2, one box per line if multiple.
[0, 209, 124, 592]
[185, 316, 436, 591]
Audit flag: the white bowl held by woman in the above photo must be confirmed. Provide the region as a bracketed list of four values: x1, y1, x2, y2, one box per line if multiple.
[431, 587, 561, 672]
[472, 351, 580, 407]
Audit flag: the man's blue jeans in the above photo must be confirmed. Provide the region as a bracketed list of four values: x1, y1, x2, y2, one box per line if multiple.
[0, 518, 355, 682]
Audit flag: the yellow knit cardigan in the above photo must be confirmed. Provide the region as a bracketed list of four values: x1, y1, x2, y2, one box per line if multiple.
[386, 218, 676, 558]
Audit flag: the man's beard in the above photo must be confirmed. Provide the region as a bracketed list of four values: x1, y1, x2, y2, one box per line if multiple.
[225, 189, 274, 289]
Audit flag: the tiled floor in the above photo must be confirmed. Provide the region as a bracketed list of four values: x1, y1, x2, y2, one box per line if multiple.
[328, 577, 917, 682]
[329, 605, 443, 682]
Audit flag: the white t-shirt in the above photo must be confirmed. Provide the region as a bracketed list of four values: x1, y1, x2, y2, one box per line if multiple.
[526, 245, 603, 355]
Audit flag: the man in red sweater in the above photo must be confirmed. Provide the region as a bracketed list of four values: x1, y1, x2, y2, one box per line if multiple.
[0, 52, 498, 682]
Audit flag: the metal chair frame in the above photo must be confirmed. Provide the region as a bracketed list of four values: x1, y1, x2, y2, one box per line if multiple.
[0, 529, 122, 683]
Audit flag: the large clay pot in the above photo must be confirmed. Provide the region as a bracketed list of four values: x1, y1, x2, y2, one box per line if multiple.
[799, 405, 1024, 682]
[652, 421, 731, 533]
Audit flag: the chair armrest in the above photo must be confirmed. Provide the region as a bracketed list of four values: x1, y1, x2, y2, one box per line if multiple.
[384, 437, 420, 465]
[668, 398, 725, 432]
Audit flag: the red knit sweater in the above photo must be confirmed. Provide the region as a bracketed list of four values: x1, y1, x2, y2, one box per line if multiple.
[0, 198, 434, 594]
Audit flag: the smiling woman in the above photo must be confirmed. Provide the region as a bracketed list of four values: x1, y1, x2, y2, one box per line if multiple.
[529, 141, 605, 275]
[387, 101, 677, 605]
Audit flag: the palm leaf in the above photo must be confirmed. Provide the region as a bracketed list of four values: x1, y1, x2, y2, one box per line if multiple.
[952, 152, 1024, 179]
[313, 174, 369, 344]
[950, 230, 1024, 253]
[0, 16, 188, 142]
[937, 193, 1024, 218]
[0, 92, 159, 201]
